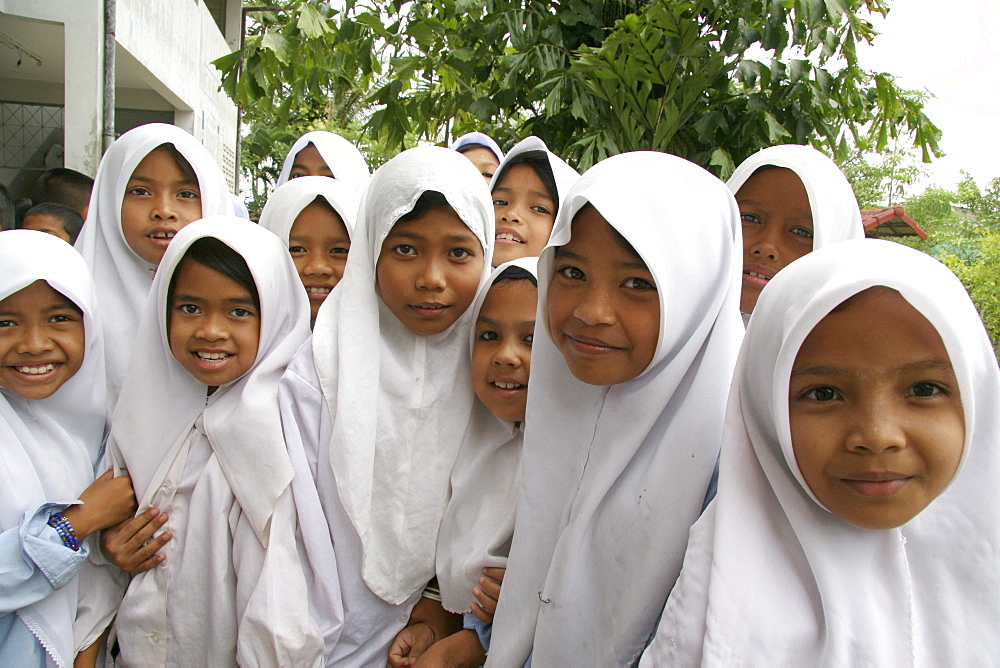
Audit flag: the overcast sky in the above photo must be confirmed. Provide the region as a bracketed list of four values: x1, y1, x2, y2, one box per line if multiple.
[855, 0, 1000, 191]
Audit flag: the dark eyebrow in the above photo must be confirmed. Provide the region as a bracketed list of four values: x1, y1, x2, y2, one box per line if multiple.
[445, 233, 479, 246]
[736, 197, 812, 220]
[790, 364, 844, 379]
[493, 185, 555, 203]
[127, 174, 199, 188]
[171, 293, 205, 303]
[553, 247, 584, 261]
[478, 315, 535, 329]
[226, 296, 257, 307]
[791, 358, 956, 379]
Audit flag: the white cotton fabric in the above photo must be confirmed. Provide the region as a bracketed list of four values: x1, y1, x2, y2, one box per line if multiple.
[726, 143, 864, 249]
[490, 136, 579, 211]
[0, 230, 116, 666]
[258, 175, 359, 243]
[487, 152, 745, 666]
[436, 257, 537, 614]
[310, 145, 495, 605]
[74, 123, 234, 412]
[107, 216, 322, 666]
[450, 131, 505, 163]
[275, 131, 371, 192]
[641, 239, 1000, 667]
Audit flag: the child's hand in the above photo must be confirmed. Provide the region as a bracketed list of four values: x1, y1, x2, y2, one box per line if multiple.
[471, 566, 505, 624]
[101, 507, 173, 573]
[387, 622, 436, 668]
[61, 469, 137, 540]
[412, 630, 486, 668]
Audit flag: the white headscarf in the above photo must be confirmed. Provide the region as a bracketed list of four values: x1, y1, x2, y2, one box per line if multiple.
[258, 175, 359, 243]
[0, 230, 107, 667]
[487, 152, 745, 666]
[311, 145, 494, 604]
[74, 123, 234, 411]
[108, 216, 310, 546]
[643, 239, 1000, 666]
[489, 136, 579, 211]
[436, 257, 538, 614]
[726, 144, 864, 249]
[275, 131, 371, 192]
[450, 131, 505, 163]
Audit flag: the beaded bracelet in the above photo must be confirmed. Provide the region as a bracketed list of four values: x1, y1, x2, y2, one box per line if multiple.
[47, 512, 81, 551]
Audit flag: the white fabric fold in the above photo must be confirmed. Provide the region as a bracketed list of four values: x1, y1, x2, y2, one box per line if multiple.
[108, 215, 309, 546]
[0, 230, 111, 666]
[275, 131, 371, 192]
[642, 238, 1000, 666]
[74, 123, 234, 411]
[487, 151, 745, 666]
[311, 145, 494, 604]
[258, 175, 359, 243]
[436, 257, 537, 614]
[726, 143, 864, 249]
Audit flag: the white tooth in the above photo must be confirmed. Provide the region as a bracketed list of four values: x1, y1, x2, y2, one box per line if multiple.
[495, 381, 521, 390]
[198, 352, 229, 360]
[16, 364, 55, 375]
[308, 287, 331, 294]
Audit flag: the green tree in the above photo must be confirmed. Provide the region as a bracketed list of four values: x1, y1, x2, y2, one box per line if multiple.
[215, 0, 941, 183]
[840, 148, 924, 208]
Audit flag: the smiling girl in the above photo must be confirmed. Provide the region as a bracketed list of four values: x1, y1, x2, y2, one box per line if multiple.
[108, 217, 322, 666]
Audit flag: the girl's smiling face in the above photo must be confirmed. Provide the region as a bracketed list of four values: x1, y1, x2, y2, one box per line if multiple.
[288, 200, 351, 320]
[736, 167, 814, 313]
[121, 147, 203, 266]
[168, 259, 261, 390]
[0, 280, 85, 400]
[376, 206, 484, 335]
[492, 163, 557, 266]
[472, 279, 537, 422]
[289, 143, 333, 179]
[547, 205, 660, 386]
[789, 287, 965, 530]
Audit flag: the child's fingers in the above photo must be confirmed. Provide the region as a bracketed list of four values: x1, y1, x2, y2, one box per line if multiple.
[481, 566, 506, 584]
[470, 601, 493, 624]
[477, 574, 502, 601]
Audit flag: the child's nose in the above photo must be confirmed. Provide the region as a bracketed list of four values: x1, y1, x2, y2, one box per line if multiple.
[303, 255, 334, 276]
[846, 401, 907, 453]
[747, 225, 780, 260]
[195, 313, 228, 340]
[493, 340, 523, 367]
[572, 285, 616, 326]
[17, 323, 55, 354]
[151, 194, 178, 221]
[415, 258, 447, 290]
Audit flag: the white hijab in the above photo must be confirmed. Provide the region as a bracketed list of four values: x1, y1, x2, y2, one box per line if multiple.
[108, 216, 310, 546]
[0, 230, 107, 667]
[726, 143, 864, 249]
[450, 131, 505, 163]
[74, 123, 234, 411]
[643, 239, 1000, 666]
[489, 136, 579, 210]
[436, 257, 538, 614]
[487, 152, 745, 666]
[275, 131, 371, 192]
[311, 145, 494, 604]
[258, 175, 359, 242]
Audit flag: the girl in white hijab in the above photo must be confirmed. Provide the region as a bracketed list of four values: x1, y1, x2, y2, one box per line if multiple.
[275, 130, 371, 193]
[641, 239, 1000, 666]
[258, 176, 359, 324]
[450, 132, 505, 183]
[108, 217, 323, 667]
[278, 146, 494, 665]
[74, 123, 235, 410]
[489, 136, 579, 267]
[487, 151, 745, 666]
[727, 144, 864, 319]
[0, 230, 134, 668]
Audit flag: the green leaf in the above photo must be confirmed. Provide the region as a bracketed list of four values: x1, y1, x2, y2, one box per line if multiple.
[261, 32, 291, 64]
[297, 3, 332, 39]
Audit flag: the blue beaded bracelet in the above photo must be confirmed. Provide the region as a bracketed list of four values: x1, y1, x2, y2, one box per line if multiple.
[47, 512, 81, 551]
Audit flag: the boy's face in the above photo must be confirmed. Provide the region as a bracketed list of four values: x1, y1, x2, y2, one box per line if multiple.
[376, 207, 484, 335]
[0, 280, 85, 400]
[492, 163, 556, 267]
[168, 259, 260, 390]
[788, 288, 965, 530]
[22, 213, 71, 244]
[472, 279, 537, 422]
[121, 148, 203, 266]
[289, 143, 333, 179]
[288, 201, 351, 320]
[460, 147, 501, 184]
[547, 205, 659, 386]
[736, 167, 814, 313]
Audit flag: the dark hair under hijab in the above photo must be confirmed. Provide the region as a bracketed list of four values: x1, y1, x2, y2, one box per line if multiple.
[168, 237, 260, 317]
[492, 150, 559, 214]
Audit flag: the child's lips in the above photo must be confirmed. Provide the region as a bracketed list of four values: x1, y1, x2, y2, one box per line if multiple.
[489, 378, 527, 398]
[305, 285, 333, 300]
[410, 303, 450, 318]
[565, 332, 622, 355]
[147, 227, 178, 247]
[9, 362, 61, 380]
[842, 473, 912, 497]
[496, 228, 525, 245]
[191, 350, 234, 371]
[742, 262, 775, 290]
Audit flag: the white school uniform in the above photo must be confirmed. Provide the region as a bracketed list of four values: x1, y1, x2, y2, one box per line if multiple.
[74, 123, 234, 411]
[0, 230, 122, 667]
[450, 132, 505, 163]
[486, 152, 745, 667]
[275, 131, 371, 193]
[435, 258, 538, 614]
[641, 239, 1000, 666]
[278, 146, 494, 664]
[108, 217, 323, 667]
